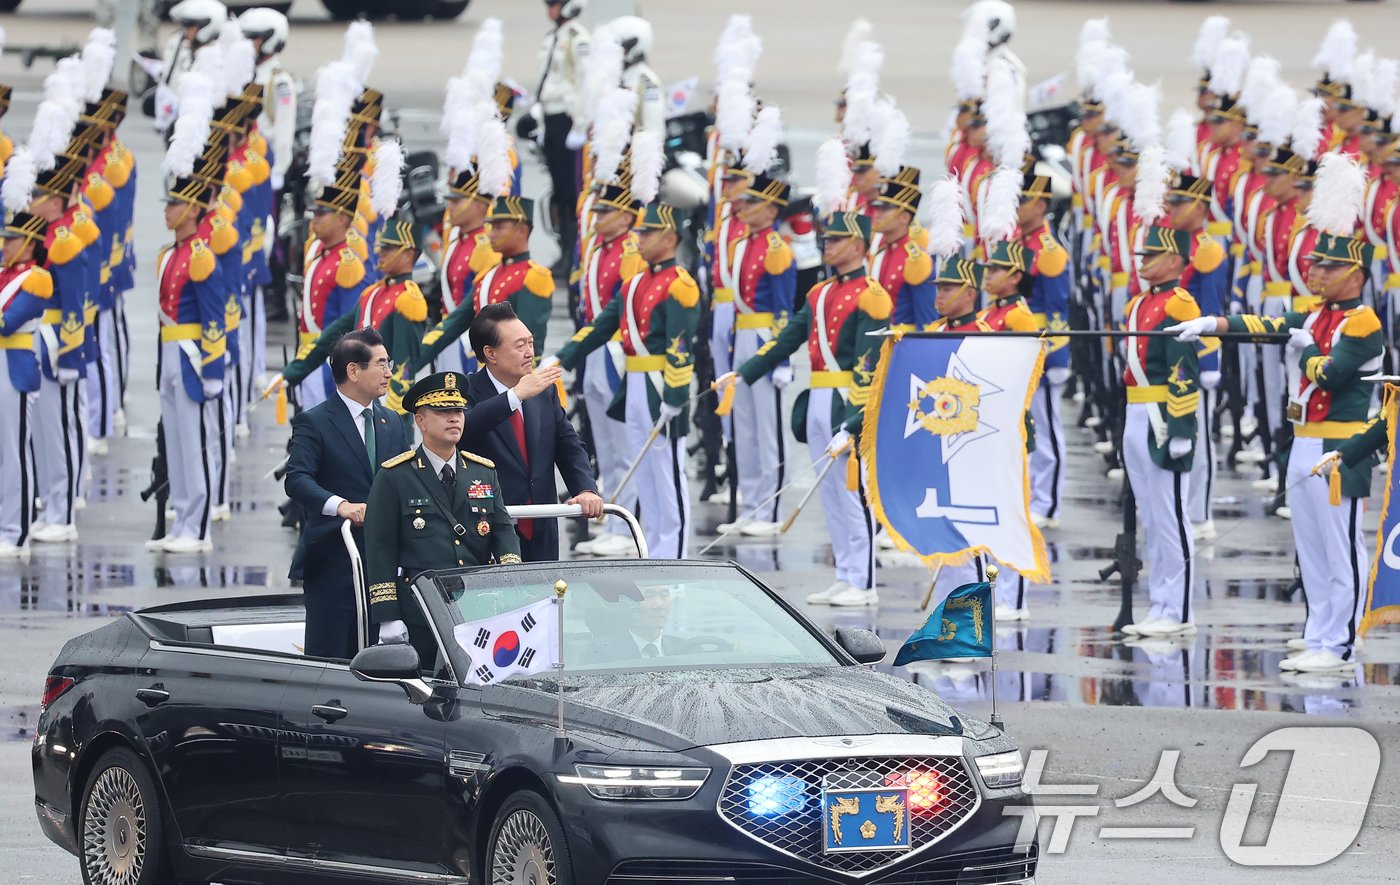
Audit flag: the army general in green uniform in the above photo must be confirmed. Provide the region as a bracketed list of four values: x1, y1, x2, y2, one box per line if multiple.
[364, 371, 521, 666]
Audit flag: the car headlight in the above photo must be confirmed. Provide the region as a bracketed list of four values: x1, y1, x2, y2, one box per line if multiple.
[975, 751, 1024, 789]
[558, 764, 710, 800]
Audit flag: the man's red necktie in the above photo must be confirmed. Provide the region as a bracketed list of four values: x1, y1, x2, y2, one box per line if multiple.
[509, 409, 534, 540]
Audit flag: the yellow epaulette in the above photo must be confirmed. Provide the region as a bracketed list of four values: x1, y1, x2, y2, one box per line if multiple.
[246, 150, 271, 186]
[910, 220, 930, 251]
[395, 280, 429, 323]
[248, 130, 268, 158]
[668, 269, 700, 308]
[1163, 288, 1202, 323]
[352, 213, 368, 236]
[84, 173, 114, 211]
[1192, 232, 1226, 274]
[220, 186, 243, 215]
[469, 235, 499, 274]
[1342, 305, 1382, 338]
[21, 267, 53, 299]
[1005, 301, 1040, 332]
[346, 228, 369, 261]
[859, 279, 893, 321]
[47, 227, 82, 265]
[226, 161, 253, 194]
[189, 239, 216, 283]
[620, 236, 646, 280]
[207, 215, 238, 256]
[461, 450, 495, 469]
[71, 210, 99, 247]
[336, 248, 366, 289]
[764, 231, 794, 275]
[903, 241, 933, 285]
[381, 449, 415, 469]
[1036, 232, 1068, 278]
[0, 131, 11, 166]
[102, 150, 131, 189]
[524, 261, 555, 297]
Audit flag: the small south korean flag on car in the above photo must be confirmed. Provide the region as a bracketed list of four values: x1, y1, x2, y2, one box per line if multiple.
[454, 598, 558, 686]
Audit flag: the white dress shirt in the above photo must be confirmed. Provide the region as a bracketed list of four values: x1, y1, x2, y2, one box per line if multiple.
[423, 444, 456, 480]
[322, 391, 377, 516]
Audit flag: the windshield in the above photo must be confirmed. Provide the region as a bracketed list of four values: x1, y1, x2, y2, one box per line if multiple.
[431, 564, 841, 678]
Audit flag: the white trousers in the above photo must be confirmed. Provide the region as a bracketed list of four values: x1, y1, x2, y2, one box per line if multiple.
[1286, 436, 1369, 660]
[624, 372, 690, 558]
[1257, 296, 1290, 452]
[805, 389, 876, 590]
[1029, 379, 1066, 520]
[710, 301, 735, 439]
[297, 363, 332, 411]
[430, 338, 473, 376]
[216, 378, 233, 508]
[85, 308, 119, 439]
[583, 346, 635, 538]
[159, 342, 219, 541]
[0, 361, 35, 546]
[32, 375, 84, 526]
[1188, 387, 1217, 524]
[113, 294, 131, 406]
[732, 327, 784, 522]
[1123, 404, 1195, 623]
[247, 285, 267, 390]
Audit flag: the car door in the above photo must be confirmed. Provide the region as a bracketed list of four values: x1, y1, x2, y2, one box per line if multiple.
[280, 660, 459, 877]
[133, 643, 294, 855]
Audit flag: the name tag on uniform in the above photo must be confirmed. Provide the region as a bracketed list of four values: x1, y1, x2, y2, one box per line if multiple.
[467, 480, 494, 499]
[409, 497, 432, 507]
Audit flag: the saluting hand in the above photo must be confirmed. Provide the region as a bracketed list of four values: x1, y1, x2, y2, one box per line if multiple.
[514, 365, 563, 401]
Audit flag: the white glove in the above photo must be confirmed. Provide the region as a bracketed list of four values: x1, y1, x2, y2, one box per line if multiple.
[1229, 298, 1245, 316]
[1166, 317, 1219, 342]
[714, 371, 737, 390]
[271, 172, 285, 192]
[658, 402, 684, 421]
[565, 127, 586, 151]
[202, 379, 224, 400]
[1167, 437, 1193, 459]
[262, 375, 286, 400]
[537, 355, 561, 372]
[826, 429, 854, 457]
[1046, 367, 1071, 386]
[1200, 370, 1221, 391]
[377, 619, 409, 645]
[1312, 450, 1341, 476]
[57, 368, 80, 385]
[1287, 327, 1313, 352]
[771, 366, 794, 389]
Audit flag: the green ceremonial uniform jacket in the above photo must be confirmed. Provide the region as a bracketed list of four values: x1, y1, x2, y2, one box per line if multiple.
[1228, 297, 1384, 497]
[364, 445, 521, 629]
[555, 258, 700, 438]
[736, 268, 890, 441]
[1125, 283, 1201, 472]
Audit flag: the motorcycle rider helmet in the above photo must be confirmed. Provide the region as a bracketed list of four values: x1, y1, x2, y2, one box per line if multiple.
[961, 0, 1016, 48]
[546, 0, 587, 20]
[170, 0, 228, 46]
[238, 7, 289, 56]
[610, 16, 653, 66]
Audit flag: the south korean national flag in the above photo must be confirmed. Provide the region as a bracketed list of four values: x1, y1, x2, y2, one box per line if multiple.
[454, 598, 559, 686]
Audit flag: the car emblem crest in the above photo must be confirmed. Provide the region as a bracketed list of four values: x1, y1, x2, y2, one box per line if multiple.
[811, 737, 875, 748]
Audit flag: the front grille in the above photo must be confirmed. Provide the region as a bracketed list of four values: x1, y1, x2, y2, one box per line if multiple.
[607, 845, 1037, 884]
[717, 755, 982, 876]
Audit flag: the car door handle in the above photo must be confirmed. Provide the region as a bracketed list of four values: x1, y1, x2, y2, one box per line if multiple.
[311, 704, 349, 723]
[135, 688, 170, 707]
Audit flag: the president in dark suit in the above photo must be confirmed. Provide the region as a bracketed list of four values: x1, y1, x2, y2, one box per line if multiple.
[285, 327, 410, 658]
[460, 302, 602, 561]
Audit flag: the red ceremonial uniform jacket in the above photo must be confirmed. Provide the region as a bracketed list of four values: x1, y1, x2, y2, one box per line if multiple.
[580, 232, 642, 324]
[299, 237, 366, 337]
[439, 224, 489, 314]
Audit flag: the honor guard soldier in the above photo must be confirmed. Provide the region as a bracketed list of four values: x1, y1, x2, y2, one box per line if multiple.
[1121, 223, 1201, 639]
[278, 219, 429, 416]
[1171, 154, 1381, 673]
[929, 258, 989, 333]
[151, 164, 227, 554]
[364, 371, 521, 665]
[435, 166, 495, 375]
[0, 212, 54, 559]
[239, 7, 295, 193]
[28, 153, 93, 545]
[721, 211, 889, 605]
[572, 178, 645, 557]
[870, 167, 937, 330]
[414, 195, 555, 373]
[551, 198, 700, 559]
[296, 163, 368, 411]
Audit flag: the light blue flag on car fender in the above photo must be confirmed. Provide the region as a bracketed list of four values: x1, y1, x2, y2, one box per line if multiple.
[894, 581, 993, 664]
[1363, 388, 1400, 635]
[859, 335, 1049, 580]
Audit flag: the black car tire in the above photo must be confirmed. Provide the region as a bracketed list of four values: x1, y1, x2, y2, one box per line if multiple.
[433, 0, 471, 19]
[368, 0, 433, 18]
[321, 0, 366, 20]
[77, 747, 179, 885]
[486, 790, 573, 885]
[0, 0, 20, 10]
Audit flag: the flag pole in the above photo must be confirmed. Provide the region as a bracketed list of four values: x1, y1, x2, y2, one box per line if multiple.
[553, 579, 568, 756]
[985, 563, 1003, 732]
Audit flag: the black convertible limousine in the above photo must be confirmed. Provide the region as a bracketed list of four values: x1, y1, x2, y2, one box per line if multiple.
[33, 559, 1036, 885]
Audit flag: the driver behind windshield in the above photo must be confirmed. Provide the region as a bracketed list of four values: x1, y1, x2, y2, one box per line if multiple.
[582, 584, 681, 663]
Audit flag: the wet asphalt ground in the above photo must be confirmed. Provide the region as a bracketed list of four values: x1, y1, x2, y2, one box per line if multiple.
[3, 0, 1399, 881]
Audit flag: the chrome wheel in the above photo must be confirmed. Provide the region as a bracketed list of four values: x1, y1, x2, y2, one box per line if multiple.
[490, 809, 557, 885]
[82, 766, 147, 885]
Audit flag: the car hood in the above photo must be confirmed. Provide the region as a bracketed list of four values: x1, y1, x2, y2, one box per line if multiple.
[484, 666, 970, 753]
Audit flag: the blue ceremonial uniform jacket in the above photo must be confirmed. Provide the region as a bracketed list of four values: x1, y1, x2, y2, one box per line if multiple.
[158, 233, 226, 401]
[0, 262, 54, 393]
[1022, 223, 1073, 372]
[1184, 231, 1229, 374]
[46, 210, 91, 378]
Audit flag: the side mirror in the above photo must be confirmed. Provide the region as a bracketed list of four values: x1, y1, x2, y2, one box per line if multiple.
[350, 643, 434, 704]
[834, 627, 888, 665]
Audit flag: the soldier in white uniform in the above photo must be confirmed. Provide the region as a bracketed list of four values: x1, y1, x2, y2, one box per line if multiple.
[155, 0, 226, 133]
[611, 17, 666, 136]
